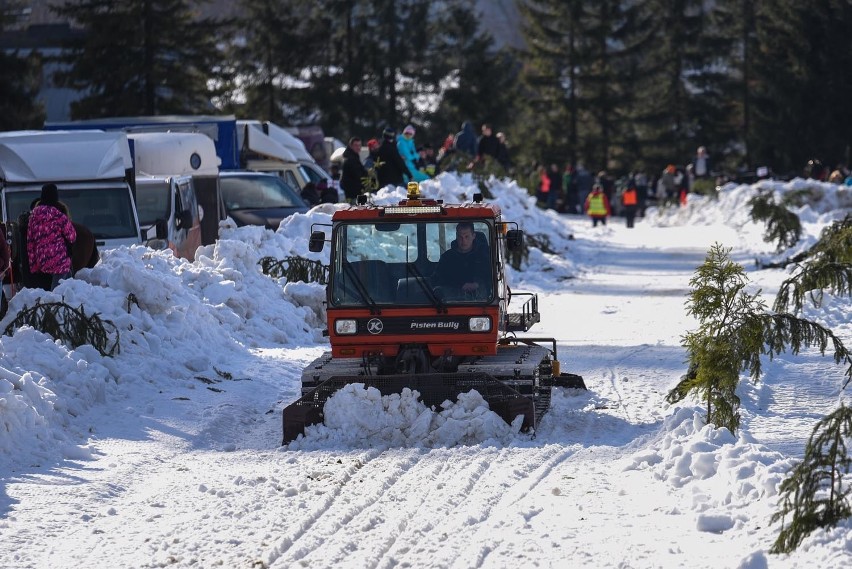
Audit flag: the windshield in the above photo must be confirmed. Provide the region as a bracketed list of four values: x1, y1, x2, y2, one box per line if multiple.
[329, 220, 494, 307]
[220, 175, 302, 209]
[135, 182, 170, 225]
[6, 187, 139, 239]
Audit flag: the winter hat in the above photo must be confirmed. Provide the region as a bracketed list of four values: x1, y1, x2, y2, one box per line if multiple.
[40, 183, 59, 205]
[382, 127, 396, 140]
[403, 124, 415, 136]
[367, 138, 380, 150]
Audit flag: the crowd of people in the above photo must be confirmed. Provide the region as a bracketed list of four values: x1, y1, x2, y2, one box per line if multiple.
[523, 146, 724, 228]
[328, 121, 514, 203]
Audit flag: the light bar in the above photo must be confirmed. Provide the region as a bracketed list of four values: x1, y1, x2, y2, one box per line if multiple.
[383, 205, 443, 215]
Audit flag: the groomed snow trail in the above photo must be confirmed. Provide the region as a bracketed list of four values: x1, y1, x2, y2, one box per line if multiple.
[3, 216, 842, 569]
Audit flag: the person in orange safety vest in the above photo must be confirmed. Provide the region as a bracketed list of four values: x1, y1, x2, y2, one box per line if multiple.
[584, 183, 611, 227]
[622, 184, 638, 228]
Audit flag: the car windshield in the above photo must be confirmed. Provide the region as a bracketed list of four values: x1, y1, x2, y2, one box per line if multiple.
[220, 175, 302, 209]
[329, 220, 494, 307]
[6, 187, 139, 239]
[135, 182, 170, 225]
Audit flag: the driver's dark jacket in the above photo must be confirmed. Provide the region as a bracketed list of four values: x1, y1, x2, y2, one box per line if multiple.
[433, 240, 491, 291]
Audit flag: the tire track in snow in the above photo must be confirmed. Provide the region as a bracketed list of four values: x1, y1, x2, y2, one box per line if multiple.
[266, 444, 571, 569]
[269, 447, 499, 568]
[374, 445, 572, 569]
[431, 444, 583, 569]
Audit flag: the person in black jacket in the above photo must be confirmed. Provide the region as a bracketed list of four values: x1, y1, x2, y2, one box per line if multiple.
[340, 137, 367, 202]
[375, 127, 411, 188]
[433, 222, 492, 300]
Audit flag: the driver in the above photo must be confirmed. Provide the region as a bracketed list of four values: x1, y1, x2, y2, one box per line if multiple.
[433, 222, 491, 297]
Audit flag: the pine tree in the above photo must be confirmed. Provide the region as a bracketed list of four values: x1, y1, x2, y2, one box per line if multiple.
[425, 1, 519, 149]
[750, 1, 852, 173]
[626, 0, 720, 167]
[222, 0, 316, 123]
[50, 0, 229, 118]
[667, 243, 852, 433]
[0, 0, 45, 129]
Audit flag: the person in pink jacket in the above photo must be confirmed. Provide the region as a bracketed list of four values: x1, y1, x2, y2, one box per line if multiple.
[27, 183, 76, 291]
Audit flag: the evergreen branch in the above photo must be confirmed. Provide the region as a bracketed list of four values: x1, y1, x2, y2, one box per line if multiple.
[759, 313, 852, 387]
[259, 256, 329, 285]
[748, 194, 802, 252]
[771, 404, 852, 554]
[774, 262, 852, 313]
[3, 299, 120, 357]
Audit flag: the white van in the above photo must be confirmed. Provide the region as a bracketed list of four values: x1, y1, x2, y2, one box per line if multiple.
[237, 120, 334, 195]
[0, 130, 141, 250]
[128, 132, 219, 260]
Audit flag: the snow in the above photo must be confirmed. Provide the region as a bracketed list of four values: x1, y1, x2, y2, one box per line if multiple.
[1, 172, 851, 568]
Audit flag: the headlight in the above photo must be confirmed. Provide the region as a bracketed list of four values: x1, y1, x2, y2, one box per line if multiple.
[335, 319, 358, 334]
[469, 317, 491, 332]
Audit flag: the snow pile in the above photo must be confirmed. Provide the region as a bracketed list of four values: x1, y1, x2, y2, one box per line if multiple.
[286, 384, 523, 450]
[1, 171, 850, 463]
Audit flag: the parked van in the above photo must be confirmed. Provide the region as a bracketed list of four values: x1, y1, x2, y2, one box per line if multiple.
[0, 130, 142, 249]
[45, 116, 231, 246]
[0, 130, 143, 292]
[128, 132, 219, 260]
[237, 120, 333, 194]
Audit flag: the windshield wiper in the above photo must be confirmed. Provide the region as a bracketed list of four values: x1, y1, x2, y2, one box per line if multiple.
[405, 262, 446, 313]
[341, 261, 380, 314]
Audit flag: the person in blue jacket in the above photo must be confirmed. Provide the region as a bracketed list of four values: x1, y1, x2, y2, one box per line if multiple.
[397, 124, 429, 182]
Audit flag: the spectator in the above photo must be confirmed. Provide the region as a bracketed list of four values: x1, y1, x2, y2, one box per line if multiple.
[495, 132, 512, 172]
[476, 123, 500, 164]
[659, 164, 677, 205]
[562, 164, 579, 214]
[691, 146, 712, 179]
[633, 169, 649, 215]
[828, 166, 846, 184]
[340, 137, 368, 202]
[546, 163, 563, 210]
[584, 183, 611, 227]
[436, 134, 456, 165]
[621, 183, 638, 228]
[26, 183, 76, 291]
[574, 164, 594, 207]
[453, 121, 477, 157]
[363, 138, 380, 170]
[805, 159, 827, 181]
[421, 143, 437, 177]
[375, 127, 411, 188]
[538, 164, 551, 203]
[397, 124, 428, 182]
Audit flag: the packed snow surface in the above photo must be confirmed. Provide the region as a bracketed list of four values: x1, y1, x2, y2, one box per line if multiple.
[1, 173, 850, 568]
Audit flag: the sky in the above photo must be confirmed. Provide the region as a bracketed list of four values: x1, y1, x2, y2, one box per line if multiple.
[0, 173, 850, 569]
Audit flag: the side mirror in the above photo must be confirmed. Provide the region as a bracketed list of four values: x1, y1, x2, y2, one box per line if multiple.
[506, 229, 524, 250]
[176, 209, 193, 230]
[308, 230, 326, 252]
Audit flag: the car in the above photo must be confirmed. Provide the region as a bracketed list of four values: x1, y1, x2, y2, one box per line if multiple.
[218, 171, 309, 229]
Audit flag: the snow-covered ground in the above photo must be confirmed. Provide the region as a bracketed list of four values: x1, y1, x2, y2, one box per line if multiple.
[1, 174, 850, 568]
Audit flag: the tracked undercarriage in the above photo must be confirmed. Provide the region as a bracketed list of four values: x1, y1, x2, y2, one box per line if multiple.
[282, 183, 585, 444]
